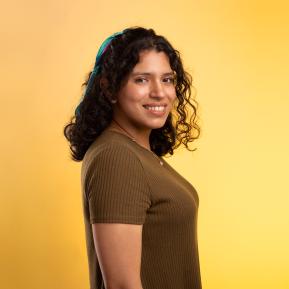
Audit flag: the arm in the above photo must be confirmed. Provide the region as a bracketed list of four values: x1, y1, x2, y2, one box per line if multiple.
[92, 222, 144, 289]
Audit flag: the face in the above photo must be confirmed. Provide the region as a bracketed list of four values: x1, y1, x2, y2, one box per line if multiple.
[112, 49, 177, 134]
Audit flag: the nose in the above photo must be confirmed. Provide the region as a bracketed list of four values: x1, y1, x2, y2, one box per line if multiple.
[149, 80, 166, 99]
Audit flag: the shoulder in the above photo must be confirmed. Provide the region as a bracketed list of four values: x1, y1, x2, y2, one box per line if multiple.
[98, 143, 141, 168]
[85, 140, 140, 166]
[82, 140, 152, 203]
[83, 130, 139, 162]
[82, 140, 145, 180]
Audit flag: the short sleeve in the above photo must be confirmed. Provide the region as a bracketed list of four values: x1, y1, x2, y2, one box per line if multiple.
[84, 144, 152, 225]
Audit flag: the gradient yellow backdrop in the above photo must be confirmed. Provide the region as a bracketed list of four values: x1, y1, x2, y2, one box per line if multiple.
[1, 1, 288, 289]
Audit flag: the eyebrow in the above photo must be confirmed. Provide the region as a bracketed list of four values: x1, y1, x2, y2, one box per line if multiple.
[131, 71, 175, 76]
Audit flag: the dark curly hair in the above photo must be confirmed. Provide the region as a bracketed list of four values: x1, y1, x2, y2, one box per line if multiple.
[63, 26, 201, 161]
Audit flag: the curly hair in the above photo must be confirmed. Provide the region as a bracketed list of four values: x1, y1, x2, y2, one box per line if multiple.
[63, 26, 201, 161]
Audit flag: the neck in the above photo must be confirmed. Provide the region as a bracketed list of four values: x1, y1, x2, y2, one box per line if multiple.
[107, 119, 152, 151]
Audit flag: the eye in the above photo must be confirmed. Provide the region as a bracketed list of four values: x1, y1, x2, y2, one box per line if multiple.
[134, 78, 147, 83]
[163, 77, 175, 84]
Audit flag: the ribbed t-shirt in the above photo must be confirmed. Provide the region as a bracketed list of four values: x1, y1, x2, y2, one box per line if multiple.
[81, 129, 202, 289]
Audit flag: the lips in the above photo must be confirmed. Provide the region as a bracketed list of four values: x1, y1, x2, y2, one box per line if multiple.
[142, 104, 167, 113]
[143, 104, 166, 111]
[142, 103, 168, 107]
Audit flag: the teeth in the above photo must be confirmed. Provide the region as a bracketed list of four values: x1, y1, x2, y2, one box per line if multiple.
[144, 105, 165, 111]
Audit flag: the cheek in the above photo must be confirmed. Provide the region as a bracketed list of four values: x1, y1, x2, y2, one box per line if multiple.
[121, 86, 147, 102]
[117, 91, 144, 112]
[170, 94, 178, 109]
[169, 90, 177, 102]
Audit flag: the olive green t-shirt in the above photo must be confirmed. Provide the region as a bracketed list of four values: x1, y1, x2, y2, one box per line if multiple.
[81, 129, 202, 289]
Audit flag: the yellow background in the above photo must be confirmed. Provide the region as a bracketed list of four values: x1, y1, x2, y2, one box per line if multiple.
[1, 0, 288, 288]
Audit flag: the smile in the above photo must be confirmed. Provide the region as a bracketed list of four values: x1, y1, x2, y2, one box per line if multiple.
[143, 105, 166, 111]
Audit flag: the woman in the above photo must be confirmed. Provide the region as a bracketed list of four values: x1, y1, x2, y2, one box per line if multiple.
[64, 26, 202, 289]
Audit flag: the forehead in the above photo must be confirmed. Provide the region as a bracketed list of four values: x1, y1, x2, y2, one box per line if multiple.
[130, 50, 173, 76]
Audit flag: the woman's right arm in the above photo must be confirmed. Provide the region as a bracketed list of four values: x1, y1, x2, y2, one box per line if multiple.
[92, 222, 144, 289]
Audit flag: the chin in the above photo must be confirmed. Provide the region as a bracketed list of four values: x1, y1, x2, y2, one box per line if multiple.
[148, 120, 167, 129]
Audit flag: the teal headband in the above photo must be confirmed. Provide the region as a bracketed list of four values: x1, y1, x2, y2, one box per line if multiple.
[75, 30, 124, 116]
